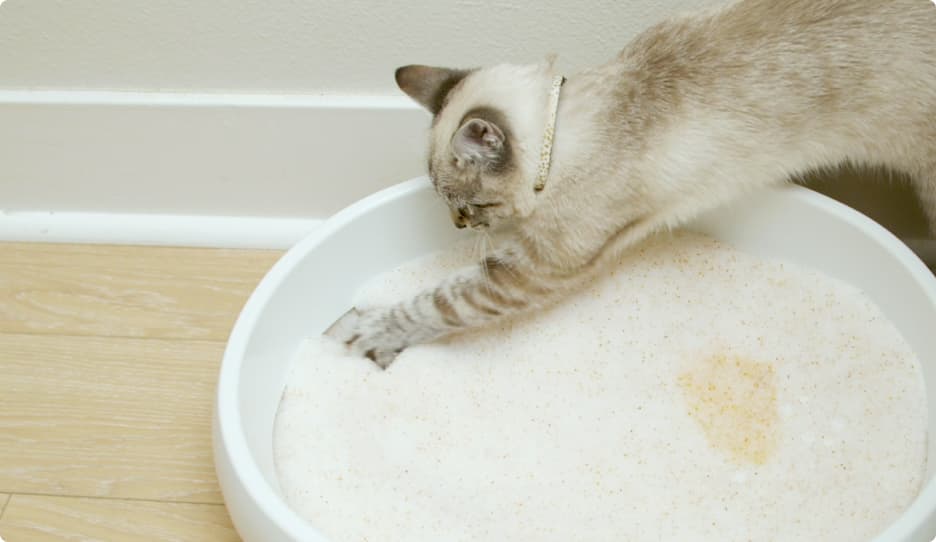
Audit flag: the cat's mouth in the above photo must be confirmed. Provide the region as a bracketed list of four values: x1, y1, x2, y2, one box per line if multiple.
[452, 217, 490, 230]
[451, 205, 493, 230]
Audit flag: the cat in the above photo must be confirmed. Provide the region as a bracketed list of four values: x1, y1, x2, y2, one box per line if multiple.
[327, 0, 936, 368]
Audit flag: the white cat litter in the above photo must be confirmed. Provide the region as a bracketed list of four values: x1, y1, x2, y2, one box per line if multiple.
[274, 231, 927, 542]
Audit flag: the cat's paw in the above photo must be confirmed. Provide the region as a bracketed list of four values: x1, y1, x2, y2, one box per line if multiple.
[324, 307, 407, 369]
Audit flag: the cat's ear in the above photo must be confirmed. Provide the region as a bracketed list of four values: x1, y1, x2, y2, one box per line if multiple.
[452, 117, 506, 166]
[395, 65, 472, 115]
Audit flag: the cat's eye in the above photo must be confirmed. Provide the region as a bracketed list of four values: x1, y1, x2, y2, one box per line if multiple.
[471, 202, 501, 209]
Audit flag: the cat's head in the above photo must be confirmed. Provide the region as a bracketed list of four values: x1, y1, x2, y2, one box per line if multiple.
[395, 61, 555, 230]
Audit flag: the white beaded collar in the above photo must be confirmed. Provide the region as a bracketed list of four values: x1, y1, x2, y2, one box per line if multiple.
[533, 75, 566, 192]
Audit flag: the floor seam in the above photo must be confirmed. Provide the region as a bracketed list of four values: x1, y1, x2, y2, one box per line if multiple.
[0, 491, 224, 508]
[0, 331, 229, 345]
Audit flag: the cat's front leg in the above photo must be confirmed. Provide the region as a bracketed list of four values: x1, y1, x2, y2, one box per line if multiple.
[326, 251, 540, 368]
[325, 303, 444, 368]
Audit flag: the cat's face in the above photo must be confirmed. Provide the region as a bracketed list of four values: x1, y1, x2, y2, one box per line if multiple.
[426, 104, 518, 231]
[396, 64, 545, 231]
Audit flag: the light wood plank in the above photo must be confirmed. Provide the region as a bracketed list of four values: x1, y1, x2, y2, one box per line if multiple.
[0, 494, 239, 542]
[0, 493, 9, 519]
[0, 243, 281, 340]
[0, 333, 225, 503]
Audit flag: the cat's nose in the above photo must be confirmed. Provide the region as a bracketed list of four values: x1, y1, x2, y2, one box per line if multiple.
[451, 207, 469, 229]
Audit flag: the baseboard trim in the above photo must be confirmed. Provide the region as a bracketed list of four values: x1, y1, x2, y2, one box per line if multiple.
[0, 211, 321, 249]
[0, 90, 427, 221]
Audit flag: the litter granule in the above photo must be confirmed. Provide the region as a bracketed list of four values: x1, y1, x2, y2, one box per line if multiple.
[274, 231, 927, 541]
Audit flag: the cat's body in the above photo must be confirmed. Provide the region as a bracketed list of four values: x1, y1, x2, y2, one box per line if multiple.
[329, 0, 936, 366]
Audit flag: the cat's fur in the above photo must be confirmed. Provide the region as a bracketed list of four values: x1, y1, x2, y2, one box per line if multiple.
[329, 0, 936, 367]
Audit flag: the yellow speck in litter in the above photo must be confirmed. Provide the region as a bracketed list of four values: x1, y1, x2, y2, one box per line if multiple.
[678, 353, 778, 465]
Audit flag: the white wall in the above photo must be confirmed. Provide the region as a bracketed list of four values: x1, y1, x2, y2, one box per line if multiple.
[0, 0, 717, 94]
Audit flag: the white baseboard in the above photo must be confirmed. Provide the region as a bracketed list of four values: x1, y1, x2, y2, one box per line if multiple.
[0, 89, 427, 247]
[0, 211, 322, 249]
[1, 90, 933, 259]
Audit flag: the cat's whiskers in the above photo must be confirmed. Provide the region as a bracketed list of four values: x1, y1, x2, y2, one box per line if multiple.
[478, 231, 493, 289]
[472, 230, 484, 261]
[473, 230, 489, 280]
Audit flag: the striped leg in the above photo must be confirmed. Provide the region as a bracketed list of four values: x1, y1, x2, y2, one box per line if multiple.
[326, 217, 655, 368]
[326, 249, 547, 368]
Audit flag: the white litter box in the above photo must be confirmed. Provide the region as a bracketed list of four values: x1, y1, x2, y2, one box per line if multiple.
[213, 176, 936, 541]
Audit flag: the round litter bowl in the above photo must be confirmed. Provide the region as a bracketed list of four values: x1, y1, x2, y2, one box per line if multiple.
[214, 176, 936, 542]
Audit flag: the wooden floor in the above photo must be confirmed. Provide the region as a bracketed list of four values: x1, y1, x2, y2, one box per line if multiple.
[0, 243, 282, 541]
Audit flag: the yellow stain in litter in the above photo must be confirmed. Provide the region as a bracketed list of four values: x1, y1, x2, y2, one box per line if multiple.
[678, 353, 778, 465]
